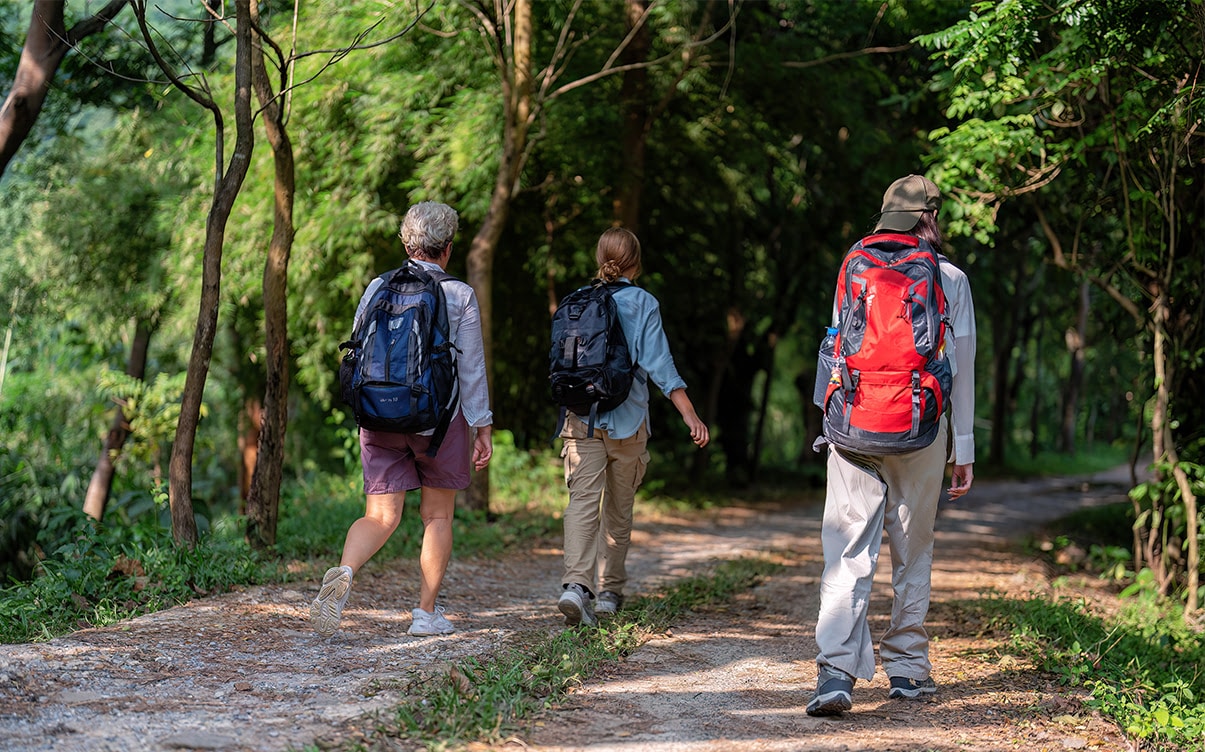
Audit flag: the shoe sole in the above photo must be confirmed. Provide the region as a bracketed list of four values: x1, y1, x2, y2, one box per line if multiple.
[889, 687, 936, 699]
[558, 597, 598, 628]
[408, 625, 456, 636]
[806, 690, 852, 717]
[310, 570, 351, 638]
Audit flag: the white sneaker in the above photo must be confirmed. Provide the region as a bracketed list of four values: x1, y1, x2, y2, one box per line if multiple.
[310, 565, 353, 638]
[409, 606, 456, 636]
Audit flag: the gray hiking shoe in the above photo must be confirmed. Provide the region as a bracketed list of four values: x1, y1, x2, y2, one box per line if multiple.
[806, 668, 854, 717]
[888, 676, 937, 699]
[409, 605, 456, 636]
[595, 590, 624, 616]
[310, 565, 353, 638]
[557, 583, 598, 627]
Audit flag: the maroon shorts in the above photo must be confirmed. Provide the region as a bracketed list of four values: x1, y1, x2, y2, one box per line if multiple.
[359, 413, 471, 494]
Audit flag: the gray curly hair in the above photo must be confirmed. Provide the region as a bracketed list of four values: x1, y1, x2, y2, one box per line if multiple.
[399, 201, 459, 260]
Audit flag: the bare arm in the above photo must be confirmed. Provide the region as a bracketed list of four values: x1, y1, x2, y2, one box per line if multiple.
[668, 389, 709, 448]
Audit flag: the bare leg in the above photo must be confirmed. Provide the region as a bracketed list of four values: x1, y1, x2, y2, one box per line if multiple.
[418, 486, 456, 612]
[340, 492, 407, 573]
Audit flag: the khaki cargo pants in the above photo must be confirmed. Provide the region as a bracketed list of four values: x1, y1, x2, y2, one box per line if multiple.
[560, 415, 649, 596]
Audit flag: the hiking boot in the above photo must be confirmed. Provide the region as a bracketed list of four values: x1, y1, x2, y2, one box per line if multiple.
[310, 565, 353, 638]
[888, 676, 937, 699]
[595, 590, 624, 616]
[409, 606, 456, 636]
[806, 668, 853, 717]
[557, 583, 598, 628]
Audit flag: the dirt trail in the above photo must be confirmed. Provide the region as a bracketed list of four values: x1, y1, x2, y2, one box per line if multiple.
[0, 467, 1137, 752]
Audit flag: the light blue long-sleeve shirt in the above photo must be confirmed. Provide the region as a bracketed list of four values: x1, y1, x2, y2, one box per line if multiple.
[590, 280, 688, 440]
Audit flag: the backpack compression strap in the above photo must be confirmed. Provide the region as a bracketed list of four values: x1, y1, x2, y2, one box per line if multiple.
[400, 259, 461, 458]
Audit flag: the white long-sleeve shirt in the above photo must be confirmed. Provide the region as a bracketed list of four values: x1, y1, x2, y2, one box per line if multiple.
[940, 261, 976, 466]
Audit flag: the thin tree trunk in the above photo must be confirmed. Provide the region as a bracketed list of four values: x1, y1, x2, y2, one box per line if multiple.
[613, 0, 651, 231]
[1060, 280, 1089, 454]
[245, 0, 296, 549]
[1149, 283, 1173, 595]
[144, 0, 255, 547]
[749, 334, 777, 484]
[83, 320, 153, 521]
[464, 0, 533, 513]
[1028, 303, 1045, 459]
[238, 397, 262, 504]
[0, 0, 129, 177]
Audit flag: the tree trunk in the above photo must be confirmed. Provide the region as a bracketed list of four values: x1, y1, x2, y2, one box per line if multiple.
[0, 0, 129, 177]
[202, 0, 223, 67]
[238, 397, 262, 504]
[1148, 283, 1172, 596]
[83, 319, 153, 521]
[464, 0, 533, 513]
[1028, 301, 1046, 459]
[749, 334, 777, 484]
[613, 0, 651, 231]
[1059, 280, 1089, 454]
[156, 0, 256, 547]
[245, 0, 296, 549]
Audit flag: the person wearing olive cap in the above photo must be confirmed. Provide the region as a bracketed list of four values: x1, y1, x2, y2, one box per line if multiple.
[806, 174, 977, 717]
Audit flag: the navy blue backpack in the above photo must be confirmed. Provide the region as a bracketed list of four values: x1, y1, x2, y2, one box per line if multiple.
[339, 261, 460, 456]
[548, 280, 634, 438]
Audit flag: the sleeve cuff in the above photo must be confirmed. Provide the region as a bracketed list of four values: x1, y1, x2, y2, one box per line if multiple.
[951, 434, 975, 466]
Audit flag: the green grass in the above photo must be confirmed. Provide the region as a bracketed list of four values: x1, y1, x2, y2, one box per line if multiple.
[966, 594, 1205, 752]
[294, 556, 783, 752]
[982, 442, 1132, 479]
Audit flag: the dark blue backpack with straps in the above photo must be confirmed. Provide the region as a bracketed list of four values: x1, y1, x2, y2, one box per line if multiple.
[548, 280, 634, 438]
[339, 260, 460, 456]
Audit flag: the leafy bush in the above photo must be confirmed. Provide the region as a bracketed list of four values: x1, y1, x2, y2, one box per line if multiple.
[1128, 456, 1205, 609]
[1, 429, 568, 643]
[0, 507, 267, 643]
[975, 595, 1205, 751]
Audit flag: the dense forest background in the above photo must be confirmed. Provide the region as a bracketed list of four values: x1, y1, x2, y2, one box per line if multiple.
[1, 1, 1201, 610]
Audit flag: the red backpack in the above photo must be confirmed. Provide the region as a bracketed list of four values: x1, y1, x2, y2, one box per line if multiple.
[819, 233, 952, 454]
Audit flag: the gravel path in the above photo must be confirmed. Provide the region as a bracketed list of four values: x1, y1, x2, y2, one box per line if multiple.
[0, 466, 1137, 752]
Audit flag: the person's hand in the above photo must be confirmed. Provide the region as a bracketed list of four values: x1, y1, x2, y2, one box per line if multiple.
[473, 426, 493, 471]
[684, 414, 710, 448]
[948, 463, 973, 499]
[668, 389, 709, 448]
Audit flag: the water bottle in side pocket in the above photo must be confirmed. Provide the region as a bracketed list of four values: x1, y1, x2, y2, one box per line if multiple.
[812, 326, 839, 408]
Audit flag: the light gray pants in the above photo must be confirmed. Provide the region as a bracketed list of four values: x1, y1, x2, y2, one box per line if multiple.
[560, 416, 650, 595]
[815, 417, 948, 682]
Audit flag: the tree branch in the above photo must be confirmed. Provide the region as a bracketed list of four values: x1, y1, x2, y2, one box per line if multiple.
[782, 44, 912, 69]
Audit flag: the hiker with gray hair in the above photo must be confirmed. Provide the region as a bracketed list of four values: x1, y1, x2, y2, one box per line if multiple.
[806, 174, 977, 716]
[311, 201, 493, 640]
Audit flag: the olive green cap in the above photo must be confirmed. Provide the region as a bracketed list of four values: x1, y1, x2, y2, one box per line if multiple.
[873, 174, 941, 232]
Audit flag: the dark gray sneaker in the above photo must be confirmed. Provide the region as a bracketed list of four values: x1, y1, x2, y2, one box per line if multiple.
[806, 669, 853, 717]
[595, 590, 624, 616]
[888, 676, 937, 699]
[557, 583, 598, 627]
